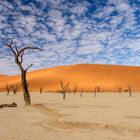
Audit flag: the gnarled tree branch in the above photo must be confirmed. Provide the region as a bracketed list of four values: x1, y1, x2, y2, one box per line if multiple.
[26, 64, 33, 72]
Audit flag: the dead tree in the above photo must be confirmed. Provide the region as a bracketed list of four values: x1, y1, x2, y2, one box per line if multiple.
[11, 84, 19, 94]
[96, 86, 101, 93]
[94, 86, 97, 97]
[67, 88, 71, 93]
[94, 86, 101, 97]
[128, 85, 132, 97]
[39, 87, 43, 94]
[116, 86, 122, 94]
[59, 80, 69, 100]
[72, 84, 78, 94]
[5, 84, 11, 95]
[0, 102, 17, 109]
[7, 39, 42, 105]
[80, 89, 83, 97]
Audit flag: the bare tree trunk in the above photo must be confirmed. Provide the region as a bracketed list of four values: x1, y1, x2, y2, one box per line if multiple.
[80, 91, 83, 97]
[5, 84, 11, 95]
[128, 85, 132, 97]
[116, 86, 122, 94]
[7, 90, 10, 95]
[94, 91, 96, 97]
[59, 80, 69, 100]
[21, 70, 31, 105]
[63, 93, 65, 100]
[39, 87, 43, 94]
[94, 87, 97, 97]
[7, 39, 42, 106]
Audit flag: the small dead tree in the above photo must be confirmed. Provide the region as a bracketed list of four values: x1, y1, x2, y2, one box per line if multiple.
[116, 86, 122, 94]
[94, 86, 101, 97]
[94, 86, 97, 97]
[39, 87, 43, 94]
[5, 84, 12, 95]
[80, 89, 83, 97]
[11, 84, 19, 94]
[128, 85, 132, 97]
[96, 86, 101, 93]
[72, 84, 78, 94]
[59, 80, 69, 100]
[67, 88, 71, 93]
[7, 39, 42, 105]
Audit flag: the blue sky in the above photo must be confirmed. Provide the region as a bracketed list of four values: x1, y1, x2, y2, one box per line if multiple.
[0, 0, 140, 75]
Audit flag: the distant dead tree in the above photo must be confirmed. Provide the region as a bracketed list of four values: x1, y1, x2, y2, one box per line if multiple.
[116, 86, 122, 94]
[94, 87, 97, 97]
[96, 86, 101, 93]
[80, 89, 83, 97]
[7, 39, 42, 105]
[67, 88, 71, 93]
[94, 86, 101, 97]
[72, 84, 78, 94]
[11, 84, 19, 94]
[59, 80, 69, 100]
[5, 84, 12, 95]
[128, 85, 132, 97]
[39, 87, 43, 94]
[124, 89, 128, 92]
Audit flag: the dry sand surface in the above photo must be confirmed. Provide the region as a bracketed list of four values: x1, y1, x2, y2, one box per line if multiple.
[0, 92, 140, 140]
[1, 64, 140, 91]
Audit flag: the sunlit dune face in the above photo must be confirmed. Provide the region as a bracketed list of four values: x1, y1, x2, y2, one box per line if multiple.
[0, 64, 140, 92]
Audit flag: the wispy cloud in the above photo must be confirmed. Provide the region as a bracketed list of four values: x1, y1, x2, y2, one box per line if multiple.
[0, 0, 140, 75]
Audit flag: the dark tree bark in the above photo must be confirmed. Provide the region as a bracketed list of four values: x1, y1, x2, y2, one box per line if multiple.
[94, 87, 97, 97]
[128, 85, 132, 97]
[5, 83, 11, 95]
[80, 89, 83, 97]
[0, 102, 17, 109]
[7, 39, 42, 106]
[11, 84, 19, 94]
[116, 86, 122, 94]
[94, 86, 101, 97]
[39, 87, 43, 94]
[72, 84, 78, 94]
[59, 80, 69, 100]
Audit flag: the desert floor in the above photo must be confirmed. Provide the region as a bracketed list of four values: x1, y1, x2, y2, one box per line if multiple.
[0, 92, 140, 140]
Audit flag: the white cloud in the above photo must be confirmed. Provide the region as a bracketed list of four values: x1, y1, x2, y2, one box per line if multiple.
[0, 0, 139, 75]
[70, 4, 88, 15]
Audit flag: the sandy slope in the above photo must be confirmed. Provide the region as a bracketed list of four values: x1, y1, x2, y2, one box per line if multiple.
[1, 64, 140, 91]
[0, 92, 140, 140]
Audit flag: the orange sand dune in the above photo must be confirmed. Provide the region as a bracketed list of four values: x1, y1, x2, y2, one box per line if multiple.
[0, 64, 140, 92]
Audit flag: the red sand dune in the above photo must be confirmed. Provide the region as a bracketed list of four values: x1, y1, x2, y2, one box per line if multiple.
[0, 64, 140, 92]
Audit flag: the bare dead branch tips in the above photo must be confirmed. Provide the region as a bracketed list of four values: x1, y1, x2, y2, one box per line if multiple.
[128, 85, 132, 97]
[39, 87, 43, 94]
[116, 86, 122, 93]
[11, 84, 19, 94]
[6, 40, 16, 55]
[9, 39, 13, 46]
[20, 51, 24, 63]
[17, 47, 42, 58]
[26, 64, 33, 71]
[15, 45, 19, 53]
[60, 80, 69, 100]
[5, 84, 12, 95]
[72, 84, 78, 94]
[6, 39, 42, 106]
